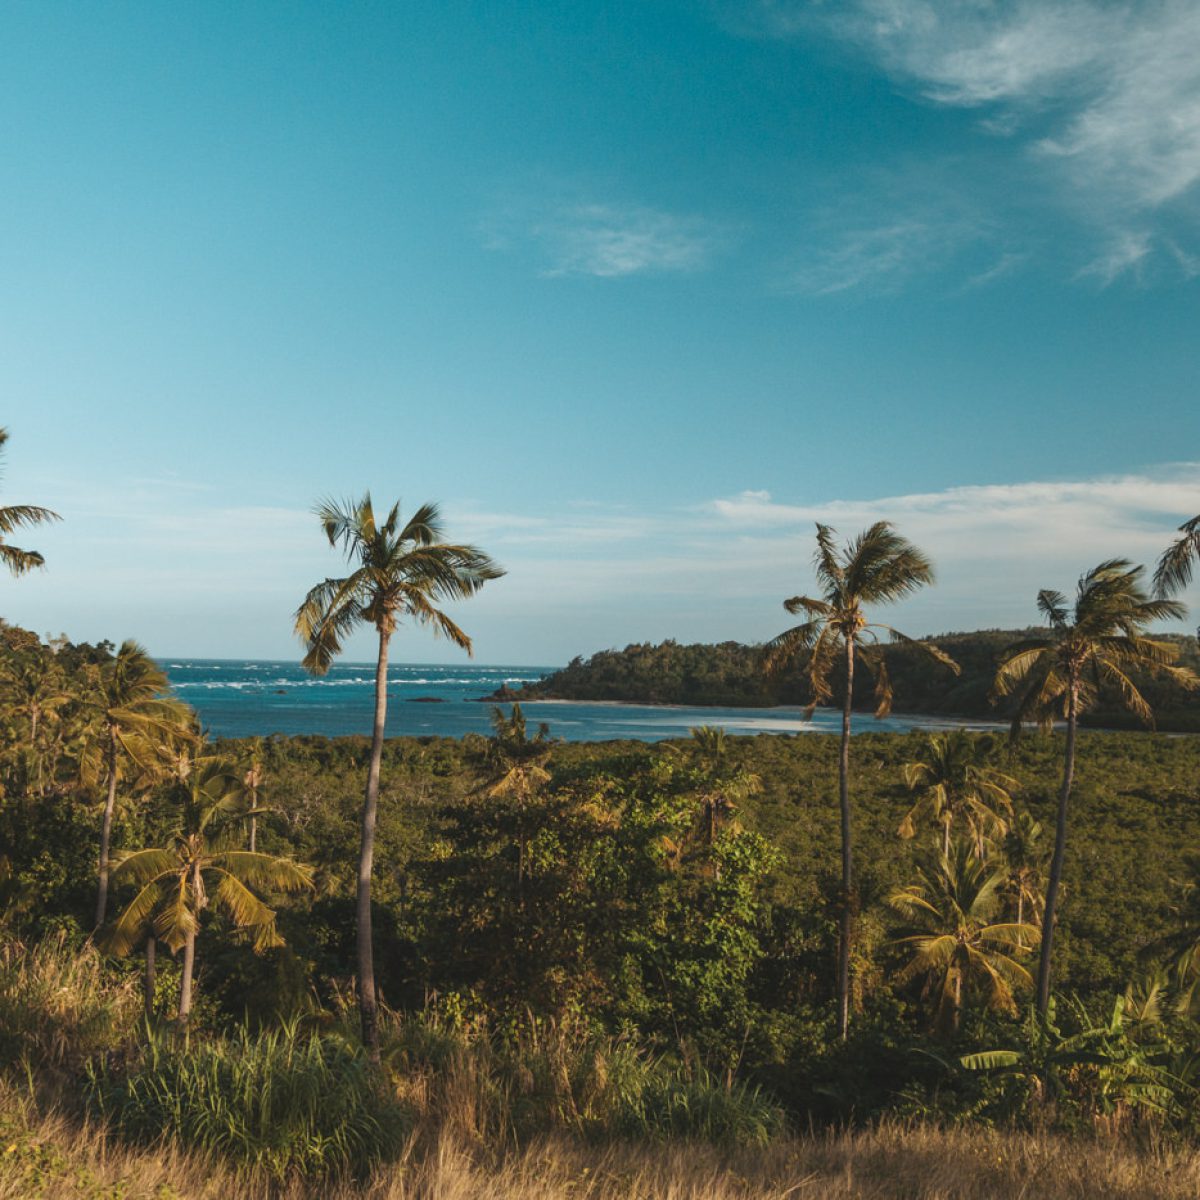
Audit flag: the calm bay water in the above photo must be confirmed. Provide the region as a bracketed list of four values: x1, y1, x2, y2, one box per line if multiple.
[162, 659, 1002, 742]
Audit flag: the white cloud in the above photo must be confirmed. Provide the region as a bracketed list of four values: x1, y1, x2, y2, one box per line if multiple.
[542, 204, 725, 277]
[485, 197, 727, 278]
[743, 0, 1200, 283]
[10, 468, 1199, 661]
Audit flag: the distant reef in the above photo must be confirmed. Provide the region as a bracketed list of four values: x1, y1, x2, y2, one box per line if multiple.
[508, 632, 1200, 732]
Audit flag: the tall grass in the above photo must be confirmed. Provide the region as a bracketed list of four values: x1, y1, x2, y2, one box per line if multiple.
[5, 1079, 1200, 1200]
[381, 1008, 783, 1147]
[86, 1024, 410, 1181]
[0, 932, 139, 1073]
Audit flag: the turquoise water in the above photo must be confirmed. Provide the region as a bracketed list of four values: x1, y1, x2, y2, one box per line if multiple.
[162, 659, 1003, 742]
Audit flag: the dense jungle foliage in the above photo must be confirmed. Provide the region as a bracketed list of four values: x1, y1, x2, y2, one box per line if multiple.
[5, 617, 1200, 1178]
[515, 632, 1200, 731]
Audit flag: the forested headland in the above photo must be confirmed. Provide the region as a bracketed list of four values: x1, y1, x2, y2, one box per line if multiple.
[514, 631, 1200, 730]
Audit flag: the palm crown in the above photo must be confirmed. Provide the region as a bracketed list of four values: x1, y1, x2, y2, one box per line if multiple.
[0, 427, 60, 576]
[764, 522, 958, 714]
[295, 494, 504, 673]
[992, 559, 1197, 731]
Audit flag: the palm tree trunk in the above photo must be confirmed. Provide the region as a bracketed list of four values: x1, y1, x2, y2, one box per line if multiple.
[178, 928, 196, 1028]
[144, 935, 156, 1021]
[1036, 685, 1077, 1015]
[357, 627, 390, 1063]
[249, 814, 257, 853]
[95, 736, 118, 928]
[837, 636, 855, 1041]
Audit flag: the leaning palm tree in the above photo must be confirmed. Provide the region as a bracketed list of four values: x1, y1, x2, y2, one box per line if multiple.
[763, 522, 957, 1039]
[0, 427, 60, 576]
[899, 730, 1019, 856]
[887, 839, 1036, 1035]
[992, 560, 1199, 1014]
[107, 754, 313, 1026]
[82, 641, 196, 928]
[295, 494, 503, 1059]
[1154, 516, 1200, 600]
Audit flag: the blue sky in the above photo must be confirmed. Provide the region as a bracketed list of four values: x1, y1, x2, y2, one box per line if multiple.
[3, 0, 1198, 664]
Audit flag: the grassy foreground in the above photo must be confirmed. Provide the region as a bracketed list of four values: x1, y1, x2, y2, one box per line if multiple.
[3, 1085, 1198, 1200]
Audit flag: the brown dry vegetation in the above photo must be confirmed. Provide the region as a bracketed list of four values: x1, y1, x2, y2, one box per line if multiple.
[3, 1082, 1197, 1200]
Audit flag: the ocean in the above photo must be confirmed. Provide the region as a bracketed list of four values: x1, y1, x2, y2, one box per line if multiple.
[162, 659, 1003, 742]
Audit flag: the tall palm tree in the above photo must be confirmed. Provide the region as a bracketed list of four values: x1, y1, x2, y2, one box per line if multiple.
[992, 560, 1199, 1014]
[763, 521, 957, 1039]
[1153, 516, 1200, 601]
[107, 754, 313, 1026]
[295, 494, 503, 1059]
[898, 731, 1019, 856]
[239, 737, 267, 853]
[84, 641, 196, 928]
[887, 839, 1035, 1035]
[0, 427, 60, 576]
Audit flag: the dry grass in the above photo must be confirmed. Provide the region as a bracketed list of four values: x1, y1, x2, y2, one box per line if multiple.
[4, 1080, 1199, 1200]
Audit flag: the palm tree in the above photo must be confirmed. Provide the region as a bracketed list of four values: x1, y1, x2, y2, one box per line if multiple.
[476, 703, 552, 898]
[239, 737, 267, 853]
[84, 641, 196, 928]
[677, 725, 761, 861]
[1153, 516, 1200, 600]
[295, 494, 503, 1059]
[0, 427, 59, 576]
[1002, 811, 1047, 929]
[763, 521, 957, 1039]
[992, 560, 1199, 1014]
[107, 754, 313, 1027]
[887, 839, 1035, 1035]
[0, 651, 72, 795]
[898, 731, 1019, 856]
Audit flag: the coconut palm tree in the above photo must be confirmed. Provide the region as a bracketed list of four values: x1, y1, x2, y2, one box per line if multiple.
[992, 560, 1199, 1014]
[887, 839, 1036, 1035]
[674, 726, 761, 870]
[1154, 516, 1200, 601]
[898, 731, 1019, 856]
[83, 641, 196, 928]
[107, 754, 313, 1027]
[0, 427, 59, 577]
[763, 521, 957, 1039]
[476, 703, 552, 898]
[239, 736, 267, 853]
[0, 651, 72, 795]
[295, 494, 503, 1059]
[1002, 811, 1047, 929]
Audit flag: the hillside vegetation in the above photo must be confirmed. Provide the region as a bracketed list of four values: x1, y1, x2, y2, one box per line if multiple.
[515, 631, 1200, 730]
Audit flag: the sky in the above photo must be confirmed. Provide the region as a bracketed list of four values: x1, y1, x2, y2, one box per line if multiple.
[2, 0, 1198, 665]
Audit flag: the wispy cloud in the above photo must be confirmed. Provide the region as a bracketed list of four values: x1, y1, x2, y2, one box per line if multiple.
[484, 196, 728, 278]
[737, 0, 1200, 285]
[11, 468, 1199, 661]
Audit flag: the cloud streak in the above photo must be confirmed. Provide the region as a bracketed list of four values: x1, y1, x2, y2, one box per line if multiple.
[484, 195, 728, 278]
[744, 0, 1200, 285]
[9, 467, 1199, 661]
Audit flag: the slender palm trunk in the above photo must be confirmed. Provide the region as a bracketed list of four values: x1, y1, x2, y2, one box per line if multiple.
[357, 628, 390, 1063]
[1036, 684, 1077, 1015]
[178, 929, 196, 1028]
[144, 935, 156, 1021]
[249, 814, 257, 853]
[837, 636, 855, 1041]
[95, 736, 118, 928]
[178, 860, 202, 1030]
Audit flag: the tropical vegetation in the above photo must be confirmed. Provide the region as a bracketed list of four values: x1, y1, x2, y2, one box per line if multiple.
[1, 438, 1200, 1195]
